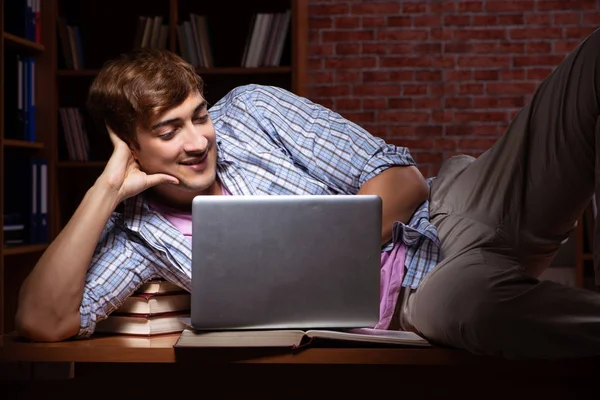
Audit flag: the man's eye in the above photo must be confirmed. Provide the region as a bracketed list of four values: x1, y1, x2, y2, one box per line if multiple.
[159, 130, 176, 140]
[193, 115, 209, 124]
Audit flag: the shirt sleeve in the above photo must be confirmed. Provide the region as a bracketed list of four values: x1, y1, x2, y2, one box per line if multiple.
[75, 219, 159, 338]
[212, 84, 417, 194]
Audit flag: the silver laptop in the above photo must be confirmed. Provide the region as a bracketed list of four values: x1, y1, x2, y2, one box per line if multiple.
[190, 194, 382, 331]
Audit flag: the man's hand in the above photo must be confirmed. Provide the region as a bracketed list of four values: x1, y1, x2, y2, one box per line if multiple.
[99, 126, 179, 203]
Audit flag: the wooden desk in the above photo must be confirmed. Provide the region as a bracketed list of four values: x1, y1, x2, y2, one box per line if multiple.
[2, 333, 599, 399]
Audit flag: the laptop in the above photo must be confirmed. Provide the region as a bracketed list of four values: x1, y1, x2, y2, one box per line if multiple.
[190, 194, 382, 331]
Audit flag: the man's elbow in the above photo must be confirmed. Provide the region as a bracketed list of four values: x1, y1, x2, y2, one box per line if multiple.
[15, 307, 80, 342]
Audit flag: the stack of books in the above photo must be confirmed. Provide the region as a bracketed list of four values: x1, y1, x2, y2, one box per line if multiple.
[95, 279, 190, 336]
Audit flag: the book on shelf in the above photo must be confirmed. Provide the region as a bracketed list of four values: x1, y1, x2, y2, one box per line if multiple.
[174, 324, 431, 349]
[95, 311, 190, 336]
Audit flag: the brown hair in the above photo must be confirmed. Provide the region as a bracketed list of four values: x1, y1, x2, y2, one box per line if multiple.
[87, 48, 204, 148]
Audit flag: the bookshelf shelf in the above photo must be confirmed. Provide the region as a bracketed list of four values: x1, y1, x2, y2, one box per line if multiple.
[57, 161, 106, 168]
[3, 32, 45, 52]
[2, 244, 48, 257]
[3, 139, 44, 149]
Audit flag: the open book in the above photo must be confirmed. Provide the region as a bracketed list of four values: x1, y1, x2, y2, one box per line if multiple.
[174, 327, 431, 348]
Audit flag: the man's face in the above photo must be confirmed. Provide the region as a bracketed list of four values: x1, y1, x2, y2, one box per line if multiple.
[132, 91, 219, 204]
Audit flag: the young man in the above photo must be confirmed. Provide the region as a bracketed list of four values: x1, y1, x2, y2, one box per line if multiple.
[15, 26, 600, 359]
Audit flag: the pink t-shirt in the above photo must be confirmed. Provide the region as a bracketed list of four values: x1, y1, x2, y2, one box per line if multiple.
[149, 189, 406, 330]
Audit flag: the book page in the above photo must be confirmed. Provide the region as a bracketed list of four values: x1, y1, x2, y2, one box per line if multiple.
[305, 328, 431, 347]
[174, 328, 307, 348]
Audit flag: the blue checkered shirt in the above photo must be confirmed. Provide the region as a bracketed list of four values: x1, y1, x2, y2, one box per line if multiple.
[78, 84, 441, 337]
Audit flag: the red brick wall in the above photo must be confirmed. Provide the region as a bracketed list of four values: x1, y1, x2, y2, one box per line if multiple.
[306, 0, 600, 177]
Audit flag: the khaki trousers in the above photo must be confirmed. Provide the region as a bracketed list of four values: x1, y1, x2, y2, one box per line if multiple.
[400, 27, 600, 359]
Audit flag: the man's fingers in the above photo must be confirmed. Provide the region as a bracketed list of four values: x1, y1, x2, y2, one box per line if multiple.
[146, 174, 179, 188]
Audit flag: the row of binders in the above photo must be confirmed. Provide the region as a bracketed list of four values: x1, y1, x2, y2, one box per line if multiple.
[4, 55, 36, 142]
[4, 0, 42, 43]
[3, 158, 49, 246]
[133, 15, 169, 50]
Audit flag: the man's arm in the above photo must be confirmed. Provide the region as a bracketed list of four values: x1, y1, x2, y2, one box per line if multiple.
[15, 129, 178, 342]
[15, 183, 121, 342]
[358, 166, 429, 245]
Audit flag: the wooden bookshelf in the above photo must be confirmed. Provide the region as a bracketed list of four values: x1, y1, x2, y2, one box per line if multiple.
[0, 0, 307, 339]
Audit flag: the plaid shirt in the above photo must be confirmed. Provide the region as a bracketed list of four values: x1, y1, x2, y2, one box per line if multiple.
[78, 85, 441, 337]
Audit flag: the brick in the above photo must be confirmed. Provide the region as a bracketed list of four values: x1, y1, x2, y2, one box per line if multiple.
[553, 40, 581, 53]
[413, 43, 442, 54]
[498, 96, 526, 108]
[336, 43, 361, 55]
[363, 43, 389, 55]
[388, 126, 416, 136]
[311, 72, 335, 84]
[389, 71, 415, 81]
[513, 55, 565, 67]
[325, 57, 377, 69]
[402, 2, 428, 13]
[415, 71, 443, 81]
[565, 26, 597, 39]
[309, 4, 350, 16]
[378, 29, 429, 41]
[486, 1, 534, 12]
[432, 110, 453, 123]
[458, 83, 484, 95]
[363, 71, 390, 82]
[525, 13, 552, 25]
[498, 42, 525, 53]
[526, 42, 552, 53]
[312, 85, 351, 97]
[310, 44, 334, 56]
[454, 29, 508, 40]
[472, 15, 498, 25]
[445, 70, 473, 81]
[380, 111, 430, 123]
[354, 84, 402, 96]
[457, 2, 483, 12]
[445, 125, 474, 136]
[497, 14, 524, 25]
[434, 138, 458, 151]
[414, 16, 441, 27]
[430, 1, 456, 13]
[335, 98, 361, 110]
[474, 70, 499, 80]
[363, 99, 387, 109]
[416, 126, 443, 136]
[388, 98, 413, 109]
[554, 12, 582, 25]
[414, 98, 442, 109]
[389, 43, 416, 54]
[335, 16, 361, 29]
[454, 111, 507, 122]
[335, 71, 361, 83]
[582, 13, 600, 25]
[445, 97, 473, 108]
[322, 30, 374, 42]
[509, 27, 563, 39]
[487, 82, 538, 94]
[433, 56, 456, 68]
[351, 3, 401, 15]
[389, 138, 435, 150]
[472, 97, 499, 108]
[387, 16, 413, 27]
[310, 17, 334, 30]
[362, 16, 387, 28]
[381, 56, 432, 68]
[344, 112, 375, 124]
[526, 68, 554, 80]
[500, 69, 526, 80]
[444, 15, 471, 26]
[458, 56, 511, 68]
[536, 1, 581, 11]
